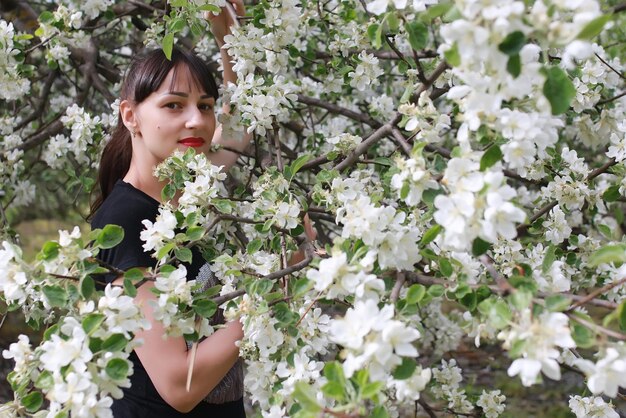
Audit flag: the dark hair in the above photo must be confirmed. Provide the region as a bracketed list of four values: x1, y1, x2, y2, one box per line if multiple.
[89, 47, 219, 217]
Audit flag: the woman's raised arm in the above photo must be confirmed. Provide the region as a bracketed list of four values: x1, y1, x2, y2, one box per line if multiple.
[206, 0, 253, 171]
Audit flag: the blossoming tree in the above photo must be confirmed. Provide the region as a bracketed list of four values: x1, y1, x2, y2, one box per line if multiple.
[1, 0, 626, 417]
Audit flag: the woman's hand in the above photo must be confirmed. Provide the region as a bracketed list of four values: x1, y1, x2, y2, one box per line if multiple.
[205, 0, 244, 45]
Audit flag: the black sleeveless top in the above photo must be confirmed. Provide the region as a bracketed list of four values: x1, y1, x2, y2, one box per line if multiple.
[91, 180, 245, 418]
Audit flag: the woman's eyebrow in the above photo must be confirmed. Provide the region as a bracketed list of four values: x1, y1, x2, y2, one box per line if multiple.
[161, 91, 213, 99]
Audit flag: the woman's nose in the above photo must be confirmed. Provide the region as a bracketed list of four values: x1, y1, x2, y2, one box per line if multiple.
[185, 106, 204, 128]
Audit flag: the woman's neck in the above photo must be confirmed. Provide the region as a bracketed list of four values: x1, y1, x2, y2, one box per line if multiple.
[123, 162, 166, 204]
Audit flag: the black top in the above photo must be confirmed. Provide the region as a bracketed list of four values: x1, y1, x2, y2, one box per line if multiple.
[91, 180, 245, 418]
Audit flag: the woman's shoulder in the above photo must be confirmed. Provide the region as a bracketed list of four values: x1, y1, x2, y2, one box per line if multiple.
[91, 180, 160, 229]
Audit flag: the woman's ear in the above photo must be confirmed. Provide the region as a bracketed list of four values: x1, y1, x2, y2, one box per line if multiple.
[119, 99, 138, 135]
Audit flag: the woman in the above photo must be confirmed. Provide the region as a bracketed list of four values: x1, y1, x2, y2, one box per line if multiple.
[90, 1, 250, 416]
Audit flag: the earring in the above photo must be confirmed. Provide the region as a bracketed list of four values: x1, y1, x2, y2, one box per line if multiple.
[130, 129, 136, 137]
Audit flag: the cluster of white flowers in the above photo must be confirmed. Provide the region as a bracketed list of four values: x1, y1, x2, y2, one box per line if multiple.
[4, 284, 149, 417]
[0, 20, 30, 101]
[366, 0, 438, 15]
[569, 395, 619, 418]
[476, 390, 506, 418]
[538, 147, 591, 214]
[348, 51, 384, 92]
[499, 310, 575, 386]
[399, 91, 451, 143]
[417, 299, 464, 357]
[390, 151, 438, 206]
[434, 155, 526, 250]
[327, 133, 362, 156]
[575, 345, 626, 397]
[140, 206, 177, 258]
[55, 104, 103, 167]
[543, 205, 573, 245]
[523, 243, 573, 293]
[60, 0, 112, 20]
[225, 74, 299, 136]
[306, 249, 385, 301]
[337, 194, 423, 269]
[431, 359, 474, 413]
[150, 265, 213, 338]
[329, 298, 421, 380]
[43, 226, 93, 277]
[0, 241, 28, 306]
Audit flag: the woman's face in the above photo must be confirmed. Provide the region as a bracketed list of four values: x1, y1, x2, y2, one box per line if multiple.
[129, 65, 216, 166]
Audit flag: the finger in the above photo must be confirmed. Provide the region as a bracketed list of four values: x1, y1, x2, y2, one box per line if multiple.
[228, 0, 245, 16]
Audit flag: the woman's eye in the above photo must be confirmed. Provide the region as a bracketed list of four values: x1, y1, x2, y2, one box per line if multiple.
[165, 103, 181, 109]
[199, 103, 214, 111]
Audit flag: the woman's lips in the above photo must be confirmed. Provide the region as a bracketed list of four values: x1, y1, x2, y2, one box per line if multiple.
[178, 137, 205, 147]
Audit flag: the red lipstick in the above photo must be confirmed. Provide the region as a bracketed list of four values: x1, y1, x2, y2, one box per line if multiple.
[178, 137, 205, 147]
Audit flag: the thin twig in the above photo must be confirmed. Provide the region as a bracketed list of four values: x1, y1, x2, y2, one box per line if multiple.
[567, 276, 626, 312]
[568, 313, 626, 341]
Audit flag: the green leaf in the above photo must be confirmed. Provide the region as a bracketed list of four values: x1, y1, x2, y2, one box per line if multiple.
[22, 391, 43, 413]
[321, 381, 345, 400]
[124, 268, 144, 282]
[324, 362, 346, 384]
[542, 66, 576, 115]
[251, 279, 274, 296]
[39, 241, 60, 261]
[460, 291, 478, 311]
[34, 371, 53, 390]
[510, 289, 532, 310]
[169, 0, 188, 6]
[82, 313, 105, 334]
[405, 21, 429, 51]
[162, 33, 175, 60]
[444, 43, 461, 67]
[428, 284, 445, 298]
[367, 23, 384, 49]
[371, 406, 390, 418]
[156, 242, 175, 260]
[439, 258, 453, 277]
[288, 155, 311, 179]
[542, 245, 558, 273]
[246, 239, 263, 254]
[102, 334, 127, 352]
[545, 295, 571, 312]
[420, 224, 442, 246]
[213, 199, 233, 214]
[420, 2, 453, 22]
[603, 185, 621, 202]
[577, 14, 612, 40]
[42, 285, 67, 308]
[198, 4, 221, 13]
[168, 17, 186, 33]
[618, 301, 626, 331]
[498, 31, 525, 56]
[97, 225, 124, 249]
[193, 300, 217, 318]
[598, 224, 613, 239]
[105, 358, 130, 380]
[472, 237, 491, 256]
[186, 226, 205, 241]
[588, 243, 626, 267]
[480, 145, 503, 171]
[293, 381, 322, 412]
[571, 323, 594, 348]
[175, 247, 193, 263]
[406, 284, 426, 304]
[80, 276, 95, 299]
[392, 357, 416, 380]
[39, 11, 54, 23]
[507, 54, 522, 78]
[361, 381, 383, 399]
[293, 277, 312, 297]
[123, 278, 137, 298]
